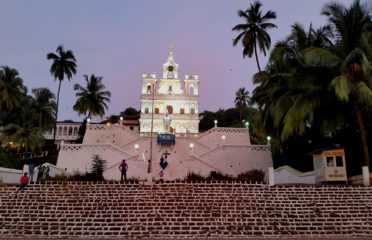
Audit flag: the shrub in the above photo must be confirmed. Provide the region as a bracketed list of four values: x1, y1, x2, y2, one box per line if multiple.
[186, 172, 205, 181]
[91, 154, 107, 181]
[207, 171, 234, 181]
[237, 169, 265, 182]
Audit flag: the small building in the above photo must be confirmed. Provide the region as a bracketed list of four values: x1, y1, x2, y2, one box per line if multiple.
[313, 148, 347, 183]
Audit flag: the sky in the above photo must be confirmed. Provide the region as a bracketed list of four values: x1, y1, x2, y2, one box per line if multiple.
[0, 0, 355, 121]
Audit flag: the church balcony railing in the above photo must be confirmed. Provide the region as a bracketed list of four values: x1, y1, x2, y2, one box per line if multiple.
[140, 94, 198, 101]
[140, 113, 199, 120]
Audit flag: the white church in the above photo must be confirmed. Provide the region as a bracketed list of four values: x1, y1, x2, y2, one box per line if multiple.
[56, 48, 273, 181]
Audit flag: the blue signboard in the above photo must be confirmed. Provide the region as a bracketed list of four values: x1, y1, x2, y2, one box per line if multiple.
[157, 134, 175, 145]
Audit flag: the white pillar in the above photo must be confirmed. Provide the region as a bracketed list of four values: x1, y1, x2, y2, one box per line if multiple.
[362, 166, 370, 186]
[268, 166, 275, 186]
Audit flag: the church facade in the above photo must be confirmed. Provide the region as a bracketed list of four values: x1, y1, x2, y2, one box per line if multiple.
[139, 49, 199, 134]
[56, 49, 273, 181]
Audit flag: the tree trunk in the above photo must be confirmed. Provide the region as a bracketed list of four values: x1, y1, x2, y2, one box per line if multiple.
[254, 42, 262, 73]
[354, 96, 370, 168]
[53, 80, 62, 143]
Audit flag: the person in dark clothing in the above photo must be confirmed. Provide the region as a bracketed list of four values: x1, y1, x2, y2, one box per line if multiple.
[119, 160, 128, 181]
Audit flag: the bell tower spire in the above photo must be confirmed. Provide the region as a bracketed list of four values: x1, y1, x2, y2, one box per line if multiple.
[163, 44, 179, 79]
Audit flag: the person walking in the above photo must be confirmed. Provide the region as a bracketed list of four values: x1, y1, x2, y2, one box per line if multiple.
[19, 172, 29, 190]
[119, 160, 128, 182]
[28, 163, 35, 183]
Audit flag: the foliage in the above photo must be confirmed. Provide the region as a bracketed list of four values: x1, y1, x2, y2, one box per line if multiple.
[121, 107, 140, 116]
[232, 0, 277, 72]
[237, 169, 265, 182]
[47, 45, 77, 142]
[0, 66, 27, 114]
[73, 74, 111, 118]
[185, 170, 265, 182]
[90, 154, 107, 180]
[250, 0, 372, 171]
[0, 148, 17, 169]
[234, 87, 252, 121]
[185, 172, 205, 181]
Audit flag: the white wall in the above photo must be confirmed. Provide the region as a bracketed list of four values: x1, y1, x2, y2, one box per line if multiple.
[274, 165, 315, 184]
[0, 167, 22, 184]
[57, 126, 273, 181]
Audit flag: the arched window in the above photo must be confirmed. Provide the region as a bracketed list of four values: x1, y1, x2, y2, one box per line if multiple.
[189, 84, 195, 96]
[68, 127, 73, 136]
[166, 105, 173, 114]
[146, 85, 152, 94]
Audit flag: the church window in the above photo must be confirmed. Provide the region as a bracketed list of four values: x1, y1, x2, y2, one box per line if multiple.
[144, 108, 149, 114]
[190, 108, 195, 114]
[189, 85, 195, 95]
[168, 85, 173, 93]
[180, 108, 185, 114]
[146, 85, 152, 94]
[167, 105, 173, 114]
[155, 108, 160, 114]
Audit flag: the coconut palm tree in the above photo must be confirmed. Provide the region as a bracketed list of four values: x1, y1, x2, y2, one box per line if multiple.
[0, 66, 27, 114]
[323, 0, 372, 168]
[232, 0, 277, 73]
[30, 88, 56, 131]
[0, 103, 44, 152]
[47, 45, 77, 142]
[73, 74, 111, 119]
[234, 87, 252, 122]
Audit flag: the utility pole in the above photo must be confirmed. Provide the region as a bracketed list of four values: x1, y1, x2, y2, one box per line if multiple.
[148, 83, 155, 181]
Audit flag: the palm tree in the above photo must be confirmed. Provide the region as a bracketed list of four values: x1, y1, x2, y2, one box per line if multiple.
[323, 0, 372, 168]
[30, 88, 56, 131]
[0, 105, 44, 152]
[0, 66, 27, 114]
[47, 45, 77, 142]
[73, 74, 111, 119]
[234, 87, 252, 122]
[232, 0, 277, 73]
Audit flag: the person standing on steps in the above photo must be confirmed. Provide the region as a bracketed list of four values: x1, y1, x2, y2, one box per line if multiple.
[28, 163, 35, 183]
[159, 170, 164, 183]
[119, 159, 128, 182]
[19, 172, 29, 190]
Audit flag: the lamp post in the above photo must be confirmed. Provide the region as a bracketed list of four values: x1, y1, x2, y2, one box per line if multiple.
[189, 142, 194, 155]
[245, 121, 249, 129]
[134, 144, 139, 160]
[266, 136, 272, 146]
[148, 83, 155, 181]
[119, 116, 123, 125]
[214, 120, 218, 128]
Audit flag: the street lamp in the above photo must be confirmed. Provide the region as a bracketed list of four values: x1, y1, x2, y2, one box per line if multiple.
[266, 136, 272, 145]
[134, 144, 139, 160]
[189, 142, 194, 155]
[245, 121, 249, 129]
[119, 116, 123, 125]
[214, 120, 218, 128]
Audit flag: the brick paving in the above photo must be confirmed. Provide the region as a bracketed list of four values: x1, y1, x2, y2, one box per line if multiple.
[0, 182, 371, 238]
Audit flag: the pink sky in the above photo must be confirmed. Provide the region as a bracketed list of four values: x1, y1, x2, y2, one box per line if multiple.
[0, 0, 355, 121]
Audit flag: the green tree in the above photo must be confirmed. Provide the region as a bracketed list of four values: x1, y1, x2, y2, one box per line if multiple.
[31, 88, 56, 131]
[47, 45, 77, 142]
[324, 0, 372, 168]
[121, 107, 140, 116]
[73, 74, 111, 119]
[91, 154, 107, 180]
[234, 87, 252, 122]
[0, 66, 27, 116]
[232, 0, 277, 73]
[0, 104, 44, 152]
